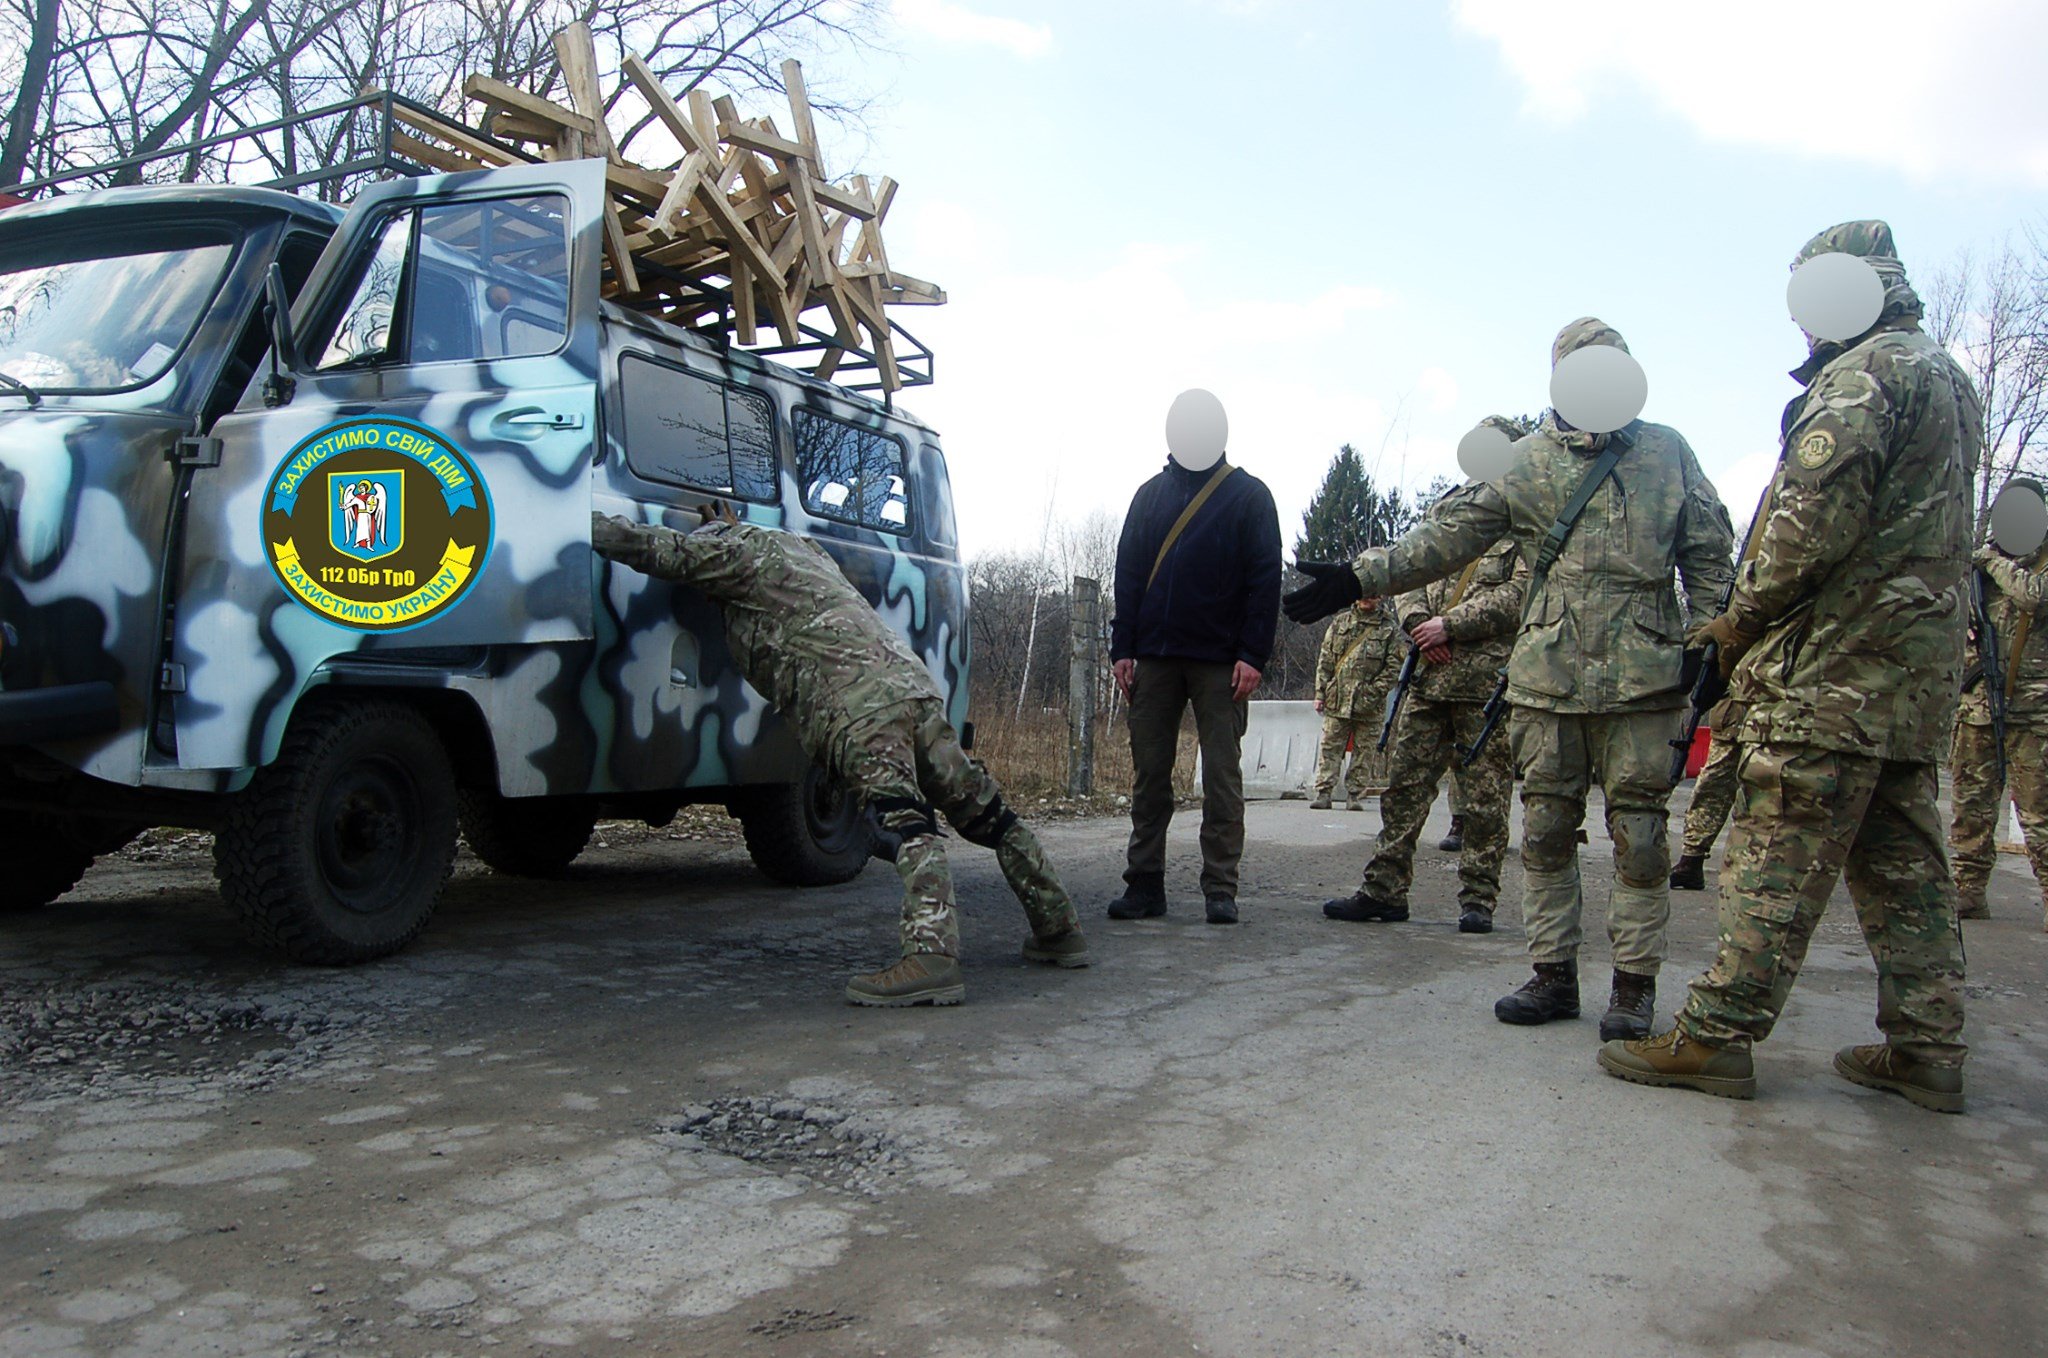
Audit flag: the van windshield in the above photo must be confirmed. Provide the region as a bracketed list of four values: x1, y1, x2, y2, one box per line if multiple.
[0, 228, 235, 394]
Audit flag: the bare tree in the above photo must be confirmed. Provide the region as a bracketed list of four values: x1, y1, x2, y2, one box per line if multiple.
[1927, 235, 2048, 537]
[2, 0, 884, 192]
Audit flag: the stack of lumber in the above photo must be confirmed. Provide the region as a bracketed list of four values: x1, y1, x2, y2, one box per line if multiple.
[389, 22, 943, 392]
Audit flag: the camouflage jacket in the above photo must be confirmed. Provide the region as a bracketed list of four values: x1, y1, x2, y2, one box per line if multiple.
[593, 518, 937, 754]
[1727, 317, 1981, 761]
[1315, 601, 1398, 717]
[1347, 426, 1734, 714]
[1394, 535, 1526, 704]
[1958, 547, 2048, 729]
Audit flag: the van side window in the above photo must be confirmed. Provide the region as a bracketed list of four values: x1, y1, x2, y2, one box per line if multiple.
[794, 410, 911, 534]
[619, 355, 779, 501]
[313, 195, 568, 371]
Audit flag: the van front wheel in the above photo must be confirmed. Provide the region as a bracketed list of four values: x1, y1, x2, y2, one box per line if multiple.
[215, 699, 458, 964]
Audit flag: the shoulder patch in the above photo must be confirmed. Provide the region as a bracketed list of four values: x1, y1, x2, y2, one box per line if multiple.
[1795, 429, 1836, 470]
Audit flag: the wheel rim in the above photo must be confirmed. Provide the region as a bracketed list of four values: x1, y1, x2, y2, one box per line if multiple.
[804, 766, 865, 857]
[316, 753, 424, 915]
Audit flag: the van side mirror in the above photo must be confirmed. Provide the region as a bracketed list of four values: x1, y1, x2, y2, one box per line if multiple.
[262, 261, 299, 408]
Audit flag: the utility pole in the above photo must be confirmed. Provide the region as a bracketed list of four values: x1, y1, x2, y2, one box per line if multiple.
[1067, 576, 1099, 796]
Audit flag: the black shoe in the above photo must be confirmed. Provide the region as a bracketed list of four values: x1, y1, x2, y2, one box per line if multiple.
[1457, 907, 1494, 934]
[1205, 894, 1238, 925]
[1437, 815, 1466, 852]
[1494, 962, 1579, 1024]
[1670, 853, 1706, 891]
[1323, 890, 1408, 923]
[1108, 873, 1166, 920]
[1598, 970, 1656, 1041]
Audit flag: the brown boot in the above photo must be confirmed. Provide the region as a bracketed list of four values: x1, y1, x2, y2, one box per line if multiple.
[1494, 962, 1579, 1024]
[1669, 853, 1707, 890]
[1598, 970, 1655, 1040]
[1599, 1027, 1756, 1099]
[1832, 1044, 1964, 1114]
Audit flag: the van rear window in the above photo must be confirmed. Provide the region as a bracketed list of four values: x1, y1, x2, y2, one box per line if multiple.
[793, 409, 911, 535]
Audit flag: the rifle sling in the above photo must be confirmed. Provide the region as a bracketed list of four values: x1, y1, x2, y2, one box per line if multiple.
[1146, 462, 1237, 592]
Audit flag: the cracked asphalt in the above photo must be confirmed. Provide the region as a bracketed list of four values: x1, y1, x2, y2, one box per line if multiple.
[2, 793, 2045, 1357]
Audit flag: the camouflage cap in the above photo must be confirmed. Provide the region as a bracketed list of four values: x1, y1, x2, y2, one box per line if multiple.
[1479, 413, 1532, 439]
[1794, 220, 1898, 267]
[1551, 317, 1629, 368]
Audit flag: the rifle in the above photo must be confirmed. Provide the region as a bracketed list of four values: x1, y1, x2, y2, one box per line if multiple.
[1378, 643, 1419, 752]
[1973, 566, 2008, 787]
[1667, 479, 1777, 786]
[1462, 429, 1633, 766]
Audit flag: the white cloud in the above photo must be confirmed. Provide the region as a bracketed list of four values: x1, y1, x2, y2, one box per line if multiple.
[890, 0, 1053, 58]
[1454, 0, 2048, 185]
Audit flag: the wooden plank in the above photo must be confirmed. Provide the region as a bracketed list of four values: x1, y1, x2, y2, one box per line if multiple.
[463, 76, 596, 135]
[717, 120, 813, 166]
[780, 58, 823, 174]
[483, 112, 558, 144]
[691, 175, 799, 345]
[761, 171, 875, 220]
[390, 106, 526, 167]
[389, 130, 485, 175]
[621, 54, 719, 161]
[879, 269, 946, 304]
[731, 254, 756, 345]
[605, 161, 672, 207]
[649, 150, 708, 233]
[602, 203, 640, 295]
[552, 22, 620, 163]
[687, 90, 720, 154]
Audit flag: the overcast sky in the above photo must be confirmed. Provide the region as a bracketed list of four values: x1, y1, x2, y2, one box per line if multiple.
[822, 0, 2048, 556]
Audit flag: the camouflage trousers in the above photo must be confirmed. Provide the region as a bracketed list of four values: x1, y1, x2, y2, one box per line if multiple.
[1509, 706, 1680, 976]
[1313, 713, 1377, 801]
[1360, 694, 1511, 912]
[835, 697, 1079, 959]
[1679, 743, 1966, 1066]
[1681, 731, 1742, 858]
[1949, 718, 2048, 919]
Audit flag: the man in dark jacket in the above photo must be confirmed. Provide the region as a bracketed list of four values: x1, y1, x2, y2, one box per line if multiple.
[1108, 390, 1283, 924]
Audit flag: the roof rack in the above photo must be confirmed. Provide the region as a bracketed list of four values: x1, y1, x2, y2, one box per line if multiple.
[10, 90, 932, 397]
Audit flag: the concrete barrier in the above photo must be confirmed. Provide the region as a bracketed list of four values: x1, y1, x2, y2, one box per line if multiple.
[1195, 699, 1325, 801]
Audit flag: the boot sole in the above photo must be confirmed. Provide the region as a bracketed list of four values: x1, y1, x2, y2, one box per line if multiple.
[1106, 906, 1167, 920]
[1021, 949, 1091, 969]
[1457, 916, 1493, 934]
[1597, 1047, 1756, 1099]
[1598, 1016, 1652, 1041]
[1494, 1003, 1580, 1025]
[1832, 1053, 1964, 1113]
[845, 984, 966, 1007]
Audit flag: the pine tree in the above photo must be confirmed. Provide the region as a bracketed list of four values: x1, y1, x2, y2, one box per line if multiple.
[1295, 444, 1419, 561]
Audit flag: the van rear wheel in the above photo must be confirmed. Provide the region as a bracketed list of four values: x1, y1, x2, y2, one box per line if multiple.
[735, 761, 873, 887]
[458, 791, 597, 877]
[214, 698, 457, 964]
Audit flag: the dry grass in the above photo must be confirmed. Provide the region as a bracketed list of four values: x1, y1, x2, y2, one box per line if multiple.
[970, 706, 1198, 804]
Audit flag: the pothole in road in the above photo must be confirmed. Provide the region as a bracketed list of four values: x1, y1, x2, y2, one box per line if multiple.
[657, 1096, 910, 1195]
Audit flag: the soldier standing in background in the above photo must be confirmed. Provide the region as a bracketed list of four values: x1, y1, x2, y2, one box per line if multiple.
[1309, 599, 1398, 810]
[1601, 221, 1982, 1112]
[1286, 322, 1734, 1039]
[1951, 512, 2048, 928]
[1325, 496, 1526, 932]
[1669, 696, 1743, 890]
[591, 509, 1089, 1008]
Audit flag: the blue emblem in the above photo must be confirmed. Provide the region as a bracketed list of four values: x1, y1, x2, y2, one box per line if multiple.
[330, 470, 405, 561]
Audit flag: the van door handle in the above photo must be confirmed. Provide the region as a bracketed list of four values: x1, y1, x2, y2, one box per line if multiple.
[491, 407, 585, 435]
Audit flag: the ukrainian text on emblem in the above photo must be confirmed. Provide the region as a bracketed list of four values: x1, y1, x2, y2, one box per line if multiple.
[262, 417, 493, 631]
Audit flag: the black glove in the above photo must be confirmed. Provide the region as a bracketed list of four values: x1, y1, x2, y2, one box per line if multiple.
[1282, 560, 1364, 624]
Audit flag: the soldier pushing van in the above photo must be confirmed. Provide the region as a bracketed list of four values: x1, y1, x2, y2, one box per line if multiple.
[592, 506, 1088, 1007]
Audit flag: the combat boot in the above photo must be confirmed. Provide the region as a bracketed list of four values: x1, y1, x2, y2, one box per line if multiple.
[1107, 873, 1166, 919]
[1309, 795, 1334, 810]
[1598, 970, 1655, 1041]
[1598, 1027, 1756, 1099]
[1457, 906, 1494, 934]
[1021, 928, 1091, 968]
[1669, 853, 1707, 890]
[1493, 961, 1578, 1024]
[1345, 799, 1366, 812]
[1205, 894, 1238, 925]
[1323, 889, 1408, 923]
[1437, 815, 1465, 852]
[1832, 1044, 1965, 1114]
[846, 953, 965, 1007]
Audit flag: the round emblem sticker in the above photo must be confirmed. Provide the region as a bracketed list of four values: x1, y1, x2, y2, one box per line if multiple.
[262, 417, 493, 632]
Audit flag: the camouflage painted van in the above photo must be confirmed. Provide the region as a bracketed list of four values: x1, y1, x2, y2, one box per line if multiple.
[0, 159, 968, 961]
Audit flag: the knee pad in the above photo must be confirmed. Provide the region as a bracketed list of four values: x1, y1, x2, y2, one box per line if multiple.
[956, 795, 1019, 849]
[1610, 812, 1670, 888]
[1520, 798, 1580, 874]
[870, 795, 938, 842]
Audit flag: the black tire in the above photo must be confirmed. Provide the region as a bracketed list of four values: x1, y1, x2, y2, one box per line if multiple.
[735, 760, 873, 887]
[457, 791, 597, 877]
[0, 814, 101, 913]
[213, 698, 457, 964]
